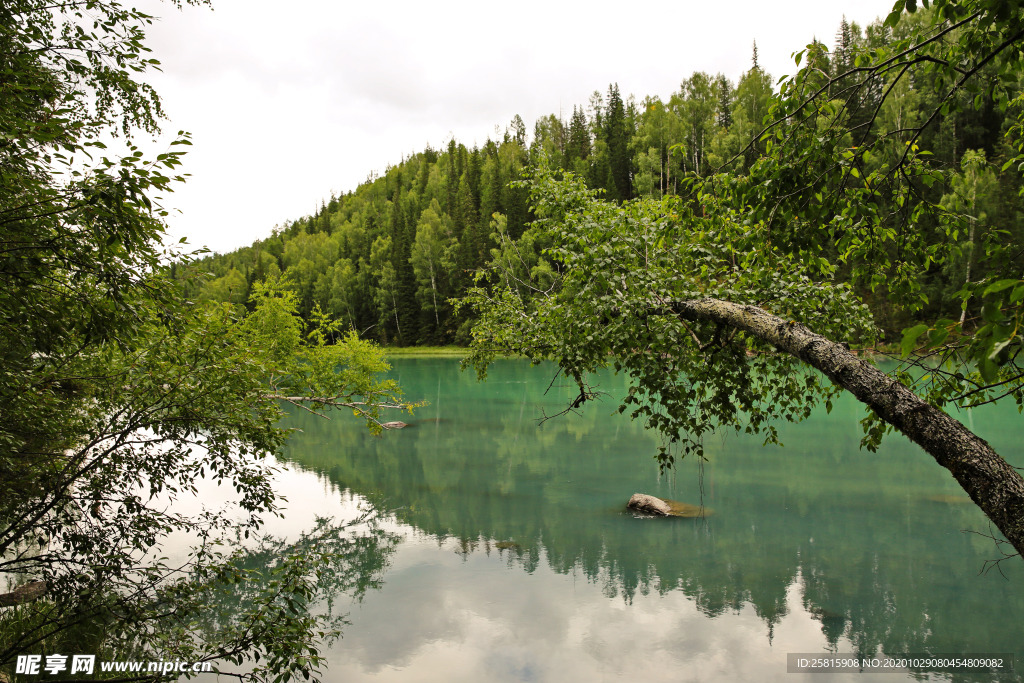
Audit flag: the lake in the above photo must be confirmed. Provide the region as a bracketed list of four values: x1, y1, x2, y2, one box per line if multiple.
[267, 356, 1022, 682]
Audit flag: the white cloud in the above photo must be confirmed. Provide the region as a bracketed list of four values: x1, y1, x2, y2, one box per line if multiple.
[136, 0, 895, 253]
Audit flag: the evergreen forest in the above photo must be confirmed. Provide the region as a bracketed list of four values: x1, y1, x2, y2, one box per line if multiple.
[185, 14, 1024, 347]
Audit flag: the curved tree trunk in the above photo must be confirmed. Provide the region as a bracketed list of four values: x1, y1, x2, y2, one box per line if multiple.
[668, 298, 1024, 558]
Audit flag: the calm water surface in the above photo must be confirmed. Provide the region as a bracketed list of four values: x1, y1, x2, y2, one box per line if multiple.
[271, 357, 1023, 682]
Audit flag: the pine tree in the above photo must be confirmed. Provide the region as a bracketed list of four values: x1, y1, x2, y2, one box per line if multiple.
[417, 151, 431, 197]
[605, 83, 631, 201]
[457, 173, 480, 282]
[399, 194, 419, 342]
[503, 153, 530, 240]
[370, 235, 400, 344]
[716, 74, 734, 130]
[480, 149, 504, 231]
[467, 147, 482, 212]
[565, 106, 591, 170]
[422, 144, 438, 164]
[389, 195, 405, 259]
[314, 200, 327, 233]
[457, 174, 478, 243]
[588, 90, 605, 132]
[832, 16, 862, 114]
[446, 139, 459, 219]
[510, 115, 527, 146]
[833, 16, 853, 79]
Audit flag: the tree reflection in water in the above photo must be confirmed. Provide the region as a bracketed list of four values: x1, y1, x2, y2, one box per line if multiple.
[280, 358, 1023, 681]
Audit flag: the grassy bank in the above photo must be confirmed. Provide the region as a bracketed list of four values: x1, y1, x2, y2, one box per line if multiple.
[383, 346, 468, 357]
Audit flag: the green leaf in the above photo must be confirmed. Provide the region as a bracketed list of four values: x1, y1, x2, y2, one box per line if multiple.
[982, 301, 1004, 322]
[926, 326, 950, 348]
[983, 279, 1020, 297]
[980, 355, 1000, 384]
[991, 336, 1017, 360]
[900, 324, 929, 357]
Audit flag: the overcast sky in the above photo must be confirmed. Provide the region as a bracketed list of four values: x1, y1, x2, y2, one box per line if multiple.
[138, 0, 896, 254]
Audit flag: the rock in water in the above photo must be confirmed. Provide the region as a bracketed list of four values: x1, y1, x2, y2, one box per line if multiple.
[627, 493, 672, 516]
[382, 421, 407, 429]
[663, 500, 712, 517]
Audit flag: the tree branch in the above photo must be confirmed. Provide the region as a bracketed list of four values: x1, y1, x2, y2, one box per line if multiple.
[655, 297, 1024, 558]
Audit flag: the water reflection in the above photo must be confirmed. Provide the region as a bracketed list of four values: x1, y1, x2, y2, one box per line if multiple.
[279, 358, 1023, 681]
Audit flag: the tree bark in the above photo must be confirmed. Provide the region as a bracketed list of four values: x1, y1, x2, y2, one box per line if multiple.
[666, 297, 1024, 558]
[960, 216, 975, 327]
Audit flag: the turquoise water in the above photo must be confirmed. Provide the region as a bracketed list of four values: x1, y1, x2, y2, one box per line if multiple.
[276, 357, 1023, 682]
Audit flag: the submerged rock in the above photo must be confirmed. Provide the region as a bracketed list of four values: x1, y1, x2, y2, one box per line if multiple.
[664, 500, 712, 517]
[627, 494, 712, 517]
[494, 541, 520, 550]
[627, 493, 672, 516]
[382, 421, 408, 429]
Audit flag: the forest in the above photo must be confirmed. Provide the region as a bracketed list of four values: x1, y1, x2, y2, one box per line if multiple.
[5, 0, 1024, 678]
[186, 14, 1024, 348]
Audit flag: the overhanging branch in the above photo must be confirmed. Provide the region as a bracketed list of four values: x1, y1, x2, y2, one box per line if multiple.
[654, 297, 1024, 558]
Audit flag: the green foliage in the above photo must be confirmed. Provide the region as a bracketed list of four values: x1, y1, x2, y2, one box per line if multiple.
[145, 516, 399, 683]
[730, 0, 1024, 441]
[463, 0, 1024, 475]
[1, 515, 399, 683]
[410, 199, 458, 339]
[462, 165, 873, 468]
[0, 2, 411, 680]
[1, 278, 410, 679]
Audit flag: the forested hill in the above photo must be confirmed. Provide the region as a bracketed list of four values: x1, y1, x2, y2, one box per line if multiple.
[182, 15, 1024, 347]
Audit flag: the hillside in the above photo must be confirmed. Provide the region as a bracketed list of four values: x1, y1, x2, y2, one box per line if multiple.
[182, 16, 1024, 347]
